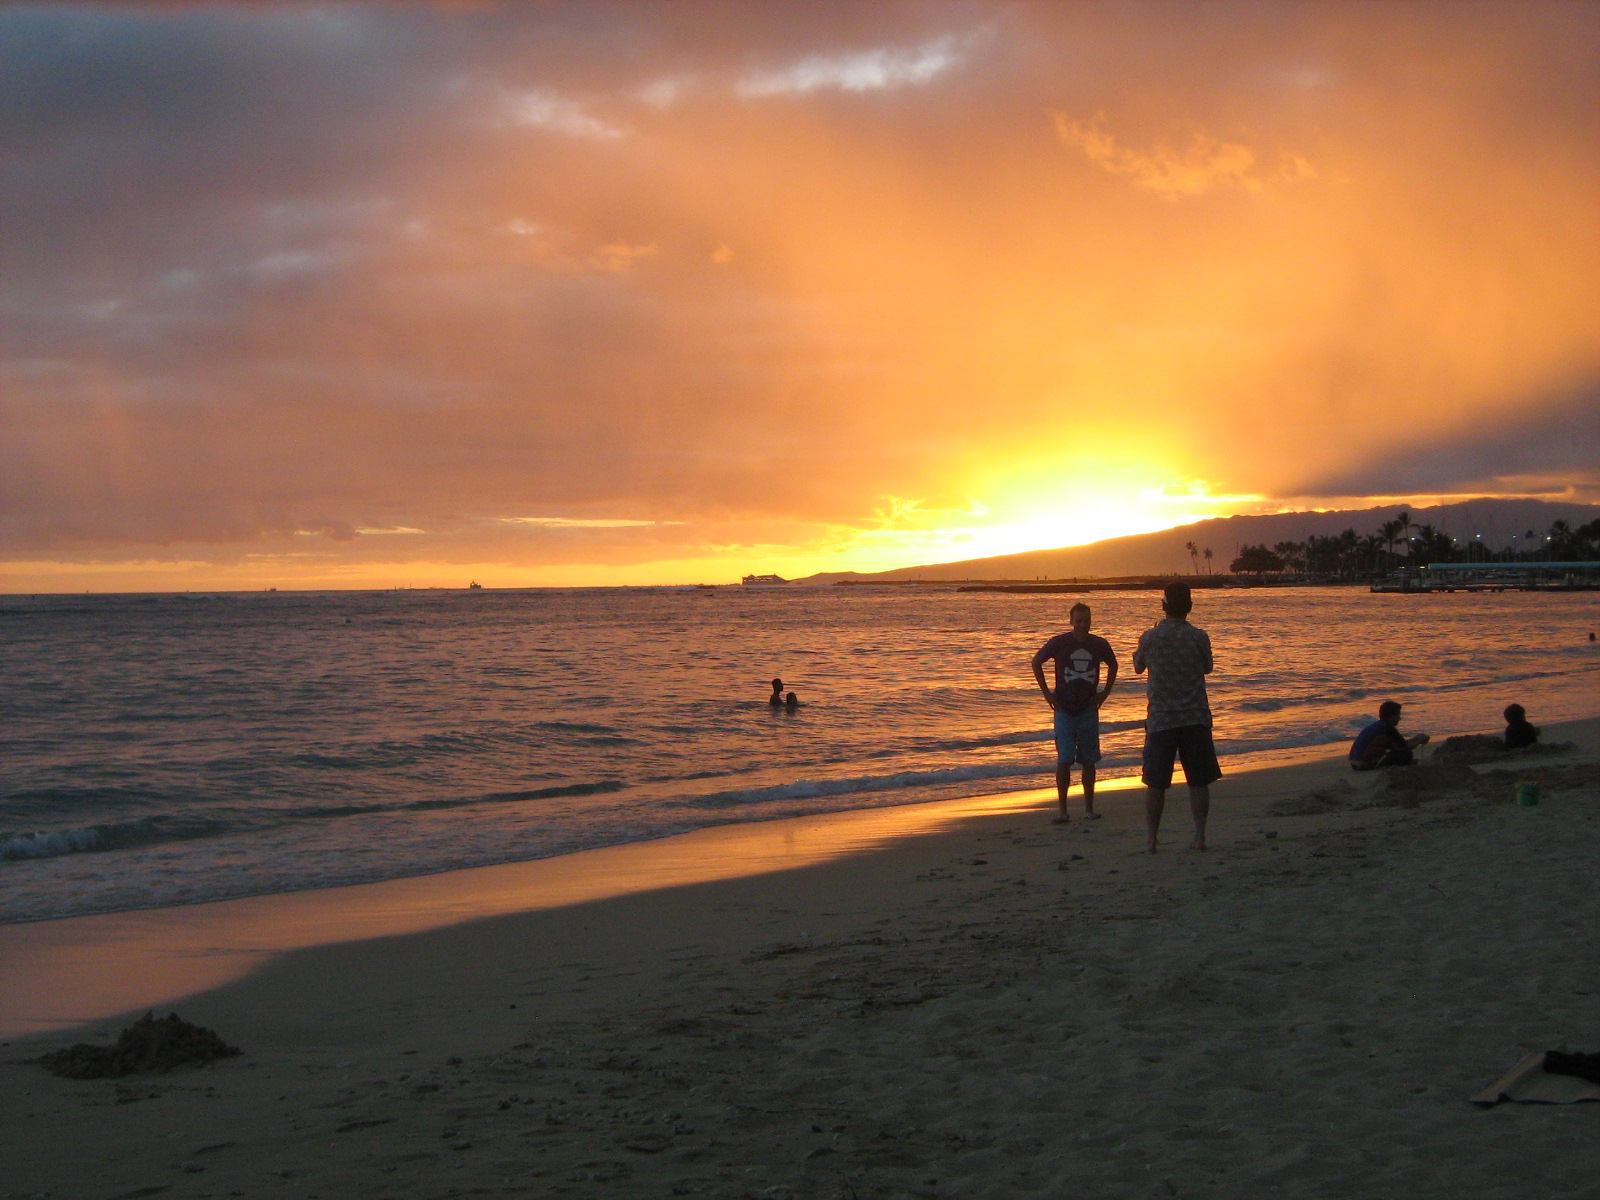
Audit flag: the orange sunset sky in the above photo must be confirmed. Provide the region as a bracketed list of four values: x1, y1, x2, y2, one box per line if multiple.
[3, 1, 1597, 590]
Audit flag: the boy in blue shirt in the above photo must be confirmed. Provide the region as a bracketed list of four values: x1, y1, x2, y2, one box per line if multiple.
[1350, 700, 1430, 770]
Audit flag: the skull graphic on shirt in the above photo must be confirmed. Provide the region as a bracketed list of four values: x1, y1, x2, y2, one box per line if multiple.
[1065, 646, 1099, 684]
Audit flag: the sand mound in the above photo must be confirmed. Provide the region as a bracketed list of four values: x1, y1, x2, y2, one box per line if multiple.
[1268, 758, 1488, 816]
[1432, 735, 1575, 766]
[1432, 734, 1506, 761]
[1266, 778, 1357, 816]
[1369, 760, 1489, 808]
[38, 1012, 241, 1079]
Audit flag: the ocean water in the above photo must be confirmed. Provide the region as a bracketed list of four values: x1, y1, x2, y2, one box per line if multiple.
[2, 585, 1596, 922]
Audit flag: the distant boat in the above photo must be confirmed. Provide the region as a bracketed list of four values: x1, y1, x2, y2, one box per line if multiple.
[467, 581, 483, 590]
[741, 573, 788, 587]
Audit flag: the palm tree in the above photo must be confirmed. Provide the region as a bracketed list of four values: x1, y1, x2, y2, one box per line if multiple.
[1548, 519, 1574, 560]
[1410, 523, 1433, 565]
[1409, 523, 1454, 565]
[1185, 540, 1199, 574]
[1336, 528, 1361, 577]
[1203, 547, 1214, 575]
[1397, 510, 1417, 561]
[1378, 517, 1405, 566]
[1361, 533, 1387, 575]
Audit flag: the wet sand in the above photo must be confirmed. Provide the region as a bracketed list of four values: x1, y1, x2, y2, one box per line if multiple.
[2, 718, 1596, 1199]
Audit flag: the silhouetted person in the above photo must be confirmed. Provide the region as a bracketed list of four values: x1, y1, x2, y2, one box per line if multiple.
[1503, 703, 1540, 750]
[785, 691, 799, 711]
[1349, 700, 1429, 770]
[769, 677, 784, 707]
[1031, 601, 1118, 823]
[1134, 581, 1219, 853]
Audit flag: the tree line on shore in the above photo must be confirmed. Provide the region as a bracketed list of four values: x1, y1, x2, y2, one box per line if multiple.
[1224, 512, 1600, 578]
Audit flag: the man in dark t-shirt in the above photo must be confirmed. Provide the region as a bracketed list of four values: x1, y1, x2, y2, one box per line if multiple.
[1031, 602, 1118, 823]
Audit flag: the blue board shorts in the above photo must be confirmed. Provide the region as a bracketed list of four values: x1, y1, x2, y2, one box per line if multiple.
[1053, 707, 1102, 766]
[1141, 723, 1222, 789]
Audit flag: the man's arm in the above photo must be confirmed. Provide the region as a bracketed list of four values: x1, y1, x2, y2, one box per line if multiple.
[1096, 655, 1119, 708]
[1132, 631, 1147, 674]
[1030, 646, 1057, 709]
[1200, 629, 1213, 675]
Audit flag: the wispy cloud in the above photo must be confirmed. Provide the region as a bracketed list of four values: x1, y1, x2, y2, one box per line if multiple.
[589, 242, 658, 273]
[738, 35, 964, 98]
[496, 222, 657, 276]
[500, 88, 623, 139]
[247, 246, 350, 284]
[637, 74, 694, 108]
[501, 517, 672, 528]
[1051, 112, 1316, 199]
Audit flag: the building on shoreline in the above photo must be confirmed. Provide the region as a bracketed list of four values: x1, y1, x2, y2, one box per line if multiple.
[1371, 562, 1600, 593]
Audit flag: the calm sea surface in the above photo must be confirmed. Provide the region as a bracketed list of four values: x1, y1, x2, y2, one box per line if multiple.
[2, 585, 1596, 922]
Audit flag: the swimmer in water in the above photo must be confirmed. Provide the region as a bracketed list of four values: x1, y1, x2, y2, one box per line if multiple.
[769, 678, 784, 706]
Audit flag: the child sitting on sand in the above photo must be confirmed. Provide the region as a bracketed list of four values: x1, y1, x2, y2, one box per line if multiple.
[1503, 703, 1540, 750]
[1349, 700, 1430, 770]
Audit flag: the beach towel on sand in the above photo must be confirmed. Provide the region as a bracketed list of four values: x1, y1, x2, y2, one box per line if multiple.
[1471, 1052, 1600, 1106]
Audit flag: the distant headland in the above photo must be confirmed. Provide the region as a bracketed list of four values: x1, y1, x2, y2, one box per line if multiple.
[796, 498, 1600, 587]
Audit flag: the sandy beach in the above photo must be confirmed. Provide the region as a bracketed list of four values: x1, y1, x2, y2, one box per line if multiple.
[3, 719, 1597, 1200]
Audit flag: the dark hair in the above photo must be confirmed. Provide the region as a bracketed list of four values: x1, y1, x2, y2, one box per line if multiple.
[1069, 602, 1091, 621]
[771, 677, 783, 690]
[1161, 580, 1192, 618]
[1503, 703, 1525, 722]
[1378, 700, 1402, 721]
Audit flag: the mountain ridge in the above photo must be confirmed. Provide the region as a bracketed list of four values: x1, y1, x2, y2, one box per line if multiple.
[799, 498, 1600, 583]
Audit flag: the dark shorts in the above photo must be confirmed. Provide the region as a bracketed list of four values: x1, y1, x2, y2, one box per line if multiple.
[1053, 707, 1102, 766]
[1351, 744, 1414, 771]
[1142, 723, 1221, 789]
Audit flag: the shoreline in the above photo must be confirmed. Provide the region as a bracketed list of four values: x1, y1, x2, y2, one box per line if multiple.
[0, 733, 1485, 930]
[3, 719, 1596, 1199]
[0, 726, 1591, 1041]
[0, 734, 1450, 1038]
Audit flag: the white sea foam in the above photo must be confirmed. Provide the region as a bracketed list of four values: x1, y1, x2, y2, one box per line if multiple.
[1, 827, 102, 859]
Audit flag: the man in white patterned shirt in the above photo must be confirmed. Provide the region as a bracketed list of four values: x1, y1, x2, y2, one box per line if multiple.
[1132, 580, 1220, 853]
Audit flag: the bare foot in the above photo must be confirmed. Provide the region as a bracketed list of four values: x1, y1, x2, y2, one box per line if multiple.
[1147, 842, 1159, 854]
[1190, 838, 1207, 851]
[1051, 815, 1070, 825]
[1084, 809, 1103, 820]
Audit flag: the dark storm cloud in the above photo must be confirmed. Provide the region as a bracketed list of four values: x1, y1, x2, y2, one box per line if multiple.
[1291, 382, 1600, 500]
